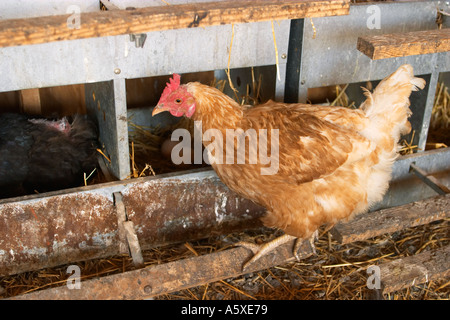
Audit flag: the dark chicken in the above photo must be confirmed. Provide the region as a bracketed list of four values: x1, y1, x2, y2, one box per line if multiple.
[0, 113, 98, 199]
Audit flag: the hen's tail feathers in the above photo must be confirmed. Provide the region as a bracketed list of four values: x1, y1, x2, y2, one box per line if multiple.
[360, 64, 426, 151]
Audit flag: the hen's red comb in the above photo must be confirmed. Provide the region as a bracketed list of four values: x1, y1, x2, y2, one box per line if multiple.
[159, 73, 181, 103]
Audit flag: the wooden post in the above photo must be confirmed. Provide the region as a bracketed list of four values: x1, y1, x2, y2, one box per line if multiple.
[19, 88, 41, 115]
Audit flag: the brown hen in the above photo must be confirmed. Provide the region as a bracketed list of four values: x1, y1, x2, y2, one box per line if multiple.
[152, 65, 425, 269]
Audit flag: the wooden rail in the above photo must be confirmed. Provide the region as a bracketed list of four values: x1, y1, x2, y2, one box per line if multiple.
[357, 29, 450, 60]
[331, 194, 450, 244]
[0, 0, 350, 48]
[9, 239, 315, 300]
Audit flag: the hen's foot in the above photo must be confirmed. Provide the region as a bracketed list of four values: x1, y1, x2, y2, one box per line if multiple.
[236, 234, 297, 271]
[236, 231, 319, 271]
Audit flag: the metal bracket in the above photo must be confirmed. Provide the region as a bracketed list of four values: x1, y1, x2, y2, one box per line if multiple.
[409, 163, 450, 196]
[113, 192, 144, 268]
[129, 34, 147, 48]
[100, 0, 121, 11]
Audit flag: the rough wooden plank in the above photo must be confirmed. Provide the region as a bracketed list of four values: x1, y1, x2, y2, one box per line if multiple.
[379, 245, 450, 293]
[357, 29, 450, 60]
[0, 0, 350, 48]
[330, 194, 450, 244]
[10, 238, 314, 300]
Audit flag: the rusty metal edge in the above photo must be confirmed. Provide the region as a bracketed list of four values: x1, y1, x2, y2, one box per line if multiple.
[0, 167, 211, 206]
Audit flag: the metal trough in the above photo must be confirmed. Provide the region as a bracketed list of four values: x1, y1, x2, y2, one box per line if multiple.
[0, 168, 265, 276]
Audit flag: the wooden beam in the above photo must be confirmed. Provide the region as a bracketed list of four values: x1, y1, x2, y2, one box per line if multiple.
[0, 0, 350, 48]
[10, 238, 314, 300]
[357, 29, 450, 60]
[330, 194, 450, 244]
[378, 245, 450, 294]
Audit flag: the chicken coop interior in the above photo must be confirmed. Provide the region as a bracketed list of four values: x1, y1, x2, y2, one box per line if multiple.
[0, 0, 449, 300]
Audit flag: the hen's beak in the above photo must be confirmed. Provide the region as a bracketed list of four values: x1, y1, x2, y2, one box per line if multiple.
[152, 104, 169, 116]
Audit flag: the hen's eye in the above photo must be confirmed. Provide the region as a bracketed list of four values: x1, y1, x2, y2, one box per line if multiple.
[175, 98, 182, 104]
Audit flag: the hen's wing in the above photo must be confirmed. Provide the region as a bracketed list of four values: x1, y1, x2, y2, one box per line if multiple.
[239, 102, 374, 184]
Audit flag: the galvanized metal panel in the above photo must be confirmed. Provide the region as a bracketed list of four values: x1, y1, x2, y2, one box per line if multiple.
[299, 1, 449, 94]
[373, 147, 450, 211]
[298, 1, 450, 151]
[0, 0, 99, 20]
[0, 36, 120, 91]
[85, 79, 130, 180]
[0, 20, 289, 92]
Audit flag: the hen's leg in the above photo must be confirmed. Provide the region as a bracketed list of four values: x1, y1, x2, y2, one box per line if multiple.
[306, 230, 319, 255]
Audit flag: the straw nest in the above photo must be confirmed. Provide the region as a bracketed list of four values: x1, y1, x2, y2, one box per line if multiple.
[127, 116, 206, 178]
